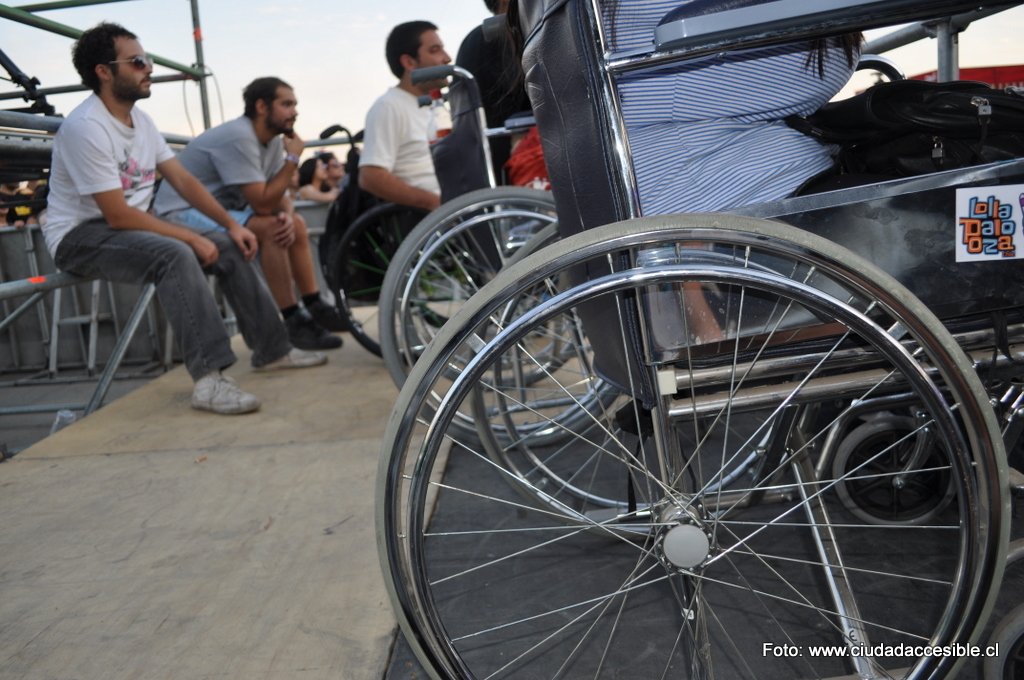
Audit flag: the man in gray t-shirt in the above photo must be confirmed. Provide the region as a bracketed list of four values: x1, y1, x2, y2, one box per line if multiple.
[154, 116, 279, 214]
[155, 77, 343, 351]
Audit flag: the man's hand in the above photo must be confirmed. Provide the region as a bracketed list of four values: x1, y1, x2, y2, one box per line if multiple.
[189, 234, 220, 267]
[228, 223, 259, 261]
[273, 211, 296, 248]
[283, 131, 305, 159]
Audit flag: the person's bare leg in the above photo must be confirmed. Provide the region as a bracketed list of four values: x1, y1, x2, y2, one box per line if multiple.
[287, 213, 319, 297]
[247, 214, 341, 349]
[287, 213, 345, 332]
[246, 214, 298, 308]
[681, 242, 724, 345]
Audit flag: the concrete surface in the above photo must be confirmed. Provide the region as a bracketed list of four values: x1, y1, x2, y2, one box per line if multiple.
[0, 333, 402, 680]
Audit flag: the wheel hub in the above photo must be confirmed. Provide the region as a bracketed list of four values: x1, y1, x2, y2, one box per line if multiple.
[657, 506, 713, 571]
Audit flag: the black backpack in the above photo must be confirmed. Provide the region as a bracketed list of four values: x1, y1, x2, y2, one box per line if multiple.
[788, 79, 1024, 177]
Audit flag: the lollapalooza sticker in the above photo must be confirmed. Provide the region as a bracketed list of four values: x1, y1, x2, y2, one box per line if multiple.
[955, 185, 1023, 262]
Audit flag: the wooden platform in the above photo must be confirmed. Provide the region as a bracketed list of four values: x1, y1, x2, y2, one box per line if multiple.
[0, 333, 401, 679]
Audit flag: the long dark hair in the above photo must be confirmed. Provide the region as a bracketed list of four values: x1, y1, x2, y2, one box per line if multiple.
[807, 34, 862, 76]
[297, 157, 319, 187]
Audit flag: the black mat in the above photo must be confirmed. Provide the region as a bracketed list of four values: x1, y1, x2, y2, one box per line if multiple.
[383, 439, 1024, 680]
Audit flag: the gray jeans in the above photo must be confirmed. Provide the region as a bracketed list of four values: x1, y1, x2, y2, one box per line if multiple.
[54, 219, 291, 380]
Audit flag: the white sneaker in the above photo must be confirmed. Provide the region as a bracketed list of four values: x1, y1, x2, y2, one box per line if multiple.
[253, 347, 328, 372]
[191, 372, 261, 414]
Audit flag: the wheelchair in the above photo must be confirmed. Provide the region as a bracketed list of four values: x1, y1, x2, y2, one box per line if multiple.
[377, 1, 1024, 678]
[377, 185, 557, 384]
[315, 125, 428, 356]
[377, 65, 558, 391]
[326, 67, 551, 360]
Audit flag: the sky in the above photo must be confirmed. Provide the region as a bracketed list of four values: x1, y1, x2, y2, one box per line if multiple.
[3, 0, 1024, 156]
[3, 0, 488, 152]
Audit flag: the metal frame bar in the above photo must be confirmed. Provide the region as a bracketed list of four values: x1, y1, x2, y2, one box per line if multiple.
[0, 273, 158, 416]
[0, 0, 211, 126]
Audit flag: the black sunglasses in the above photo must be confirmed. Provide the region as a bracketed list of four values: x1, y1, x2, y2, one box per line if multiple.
[108, 55, 153, 70]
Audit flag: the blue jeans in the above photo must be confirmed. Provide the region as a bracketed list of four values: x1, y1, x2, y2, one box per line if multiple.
[164, 207, 253, 233]
[54, 219, 291, 380]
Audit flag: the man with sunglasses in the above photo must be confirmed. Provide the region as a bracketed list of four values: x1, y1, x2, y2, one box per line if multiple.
[154, 77, 344, 352]
[43, 22, 328, 416]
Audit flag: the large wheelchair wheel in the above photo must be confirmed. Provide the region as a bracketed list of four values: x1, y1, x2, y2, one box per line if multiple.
[329, 202, 427, 356]
[379, 186, 557, 389]
[377, 214, 1007, 680]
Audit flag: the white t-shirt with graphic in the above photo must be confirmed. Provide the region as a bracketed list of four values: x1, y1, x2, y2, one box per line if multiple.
[43, 93, 174, 256]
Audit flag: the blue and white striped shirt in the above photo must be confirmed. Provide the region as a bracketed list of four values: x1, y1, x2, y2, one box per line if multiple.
[602, 0, 859, 215]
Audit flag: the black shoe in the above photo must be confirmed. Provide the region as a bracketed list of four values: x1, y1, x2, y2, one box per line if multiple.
[306, 298, 347, 332]
[286, 310, 343, 350]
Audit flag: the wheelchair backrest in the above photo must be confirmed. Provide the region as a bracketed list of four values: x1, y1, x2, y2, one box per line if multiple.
[430, 78, 492, 203]
[318, 144, 381, 282]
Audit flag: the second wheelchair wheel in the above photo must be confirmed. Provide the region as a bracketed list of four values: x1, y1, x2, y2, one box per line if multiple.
[330, 202, 427, 356]
[378, 214, 1007, 680]
[378, 186, 557, 388]
[831, 414, 954, 525]
[987, 604, 1024, 679]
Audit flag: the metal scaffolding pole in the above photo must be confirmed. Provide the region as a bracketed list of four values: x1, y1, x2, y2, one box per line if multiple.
[862, 4, 1014, 82]
[189, 0, 211, 129]
[0, 2, 205, 78]
[15, 0, 132, 10]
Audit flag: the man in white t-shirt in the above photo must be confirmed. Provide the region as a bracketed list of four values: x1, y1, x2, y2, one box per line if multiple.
[45, 22, 327, 415]
[359, 21, 451, 212]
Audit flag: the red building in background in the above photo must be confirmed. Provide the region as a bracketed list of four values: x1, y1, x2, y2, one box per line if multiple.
[913, 65, 1024, 88]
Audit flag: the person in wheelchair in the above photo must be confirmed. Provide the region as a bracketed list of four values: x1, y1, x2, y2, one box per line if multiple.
[602, 0, 862, 216]
[591, 0, 862, 342]
[359, 21, 451, 212]
[154, 77, 344, 351]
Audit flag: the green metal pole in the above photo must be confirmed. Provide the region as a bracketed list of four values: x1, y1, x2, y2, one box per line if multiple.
[15, 0, 132, 11]
[189, 0, 211, 129]
[0, 3, 205, 78]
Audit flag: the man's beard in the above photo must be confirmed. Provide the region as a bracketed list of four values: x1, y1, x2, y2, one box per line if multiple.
[267, 116, 294, 136]
[112, 78, 150, 102]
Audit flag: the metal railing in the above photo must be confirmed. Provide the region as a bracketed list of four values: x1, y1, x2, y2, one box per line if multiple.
[0, 0, 212, 125]
[0, 271, 158, 417]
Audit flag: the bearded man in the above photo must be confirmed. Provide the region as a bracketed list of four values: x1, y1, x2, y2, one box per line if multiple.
[155, 77, 344, 351]
[44, 25, 328, 415]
